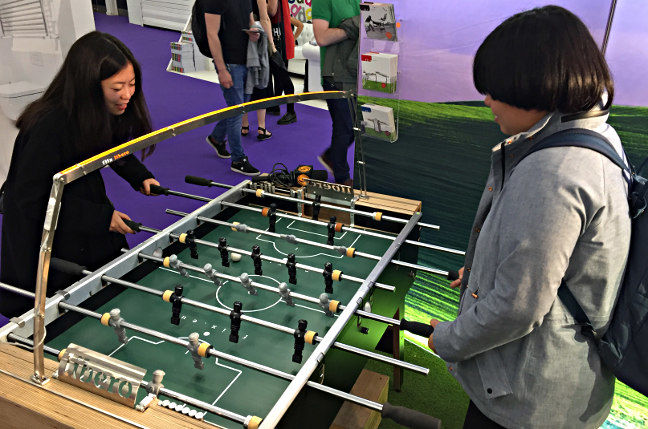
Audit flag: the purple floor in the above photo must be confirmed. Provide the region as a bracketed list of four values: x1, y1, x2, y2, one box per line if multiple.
[0, 14, 349, 323]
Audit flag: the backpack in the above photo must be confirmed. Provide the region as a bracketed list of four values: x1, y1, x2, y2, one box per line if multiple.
[522, 128, 648, 396]
[191, 0, 212, 58]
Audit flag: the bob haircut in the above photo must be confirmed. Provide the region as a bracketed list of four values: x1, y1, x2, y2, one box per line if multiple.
[473, 5, 614, 113]
[17, 31, 153, 159]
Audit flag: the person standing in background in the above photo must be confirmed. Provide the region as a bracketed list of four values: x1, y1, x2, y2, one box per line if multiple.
[312, 0, 360, 186]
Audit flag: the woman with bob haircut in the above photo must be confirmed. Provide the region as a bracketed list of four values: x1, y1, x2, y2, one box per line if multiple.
[428, 6, 630, 428]
[0, 31, 160, 318]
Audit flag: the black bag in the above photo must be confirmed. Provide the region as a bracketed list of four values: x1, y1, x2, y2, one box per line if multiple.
[191, 0, 212, 58]
[523, 128, 648, 396]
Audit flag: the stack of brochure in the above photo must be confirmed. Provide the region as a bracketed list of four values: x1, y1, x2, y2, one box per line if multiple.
[170, 41, 195, 73]
[361, 103, 398, 142]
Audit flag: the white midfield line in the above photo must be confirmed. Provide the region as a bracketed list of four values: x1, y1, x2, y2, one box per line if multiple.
[256, 219, 362, 259]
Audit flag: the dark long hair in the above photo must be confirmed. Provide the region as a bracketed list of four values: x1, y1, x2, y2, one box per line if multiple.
[17, 31, 154, 159]
[473, 5, 614, 113]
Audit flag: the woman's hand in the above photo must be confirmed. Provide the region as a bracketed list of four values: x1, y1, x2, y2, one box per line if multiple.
[428, 319, 441, 352]
[110, 210, 134, 234]
[140, 178, 160, 195]
[449, 266, 464, 289]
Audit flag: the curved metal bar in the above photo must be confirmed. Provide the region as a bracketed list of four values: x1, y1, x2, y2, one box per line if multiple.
[31, 91, 350, 383]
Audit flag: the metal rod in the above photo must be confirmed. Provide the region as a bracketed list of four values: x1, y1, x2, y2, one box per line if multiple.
[95, 270, 426, 374]
[168, 206, 463, 256]
[187, 180, 439, 231]
[182, 216, 450, 276]
[0, 282, 36, 299]
[136, 223, 395, 292]
[54, 302, 385, 413]
[260, 212, 422, 428]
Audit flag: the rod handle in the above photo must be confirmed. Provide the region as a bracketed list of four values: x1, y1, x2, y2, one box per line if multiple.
[123, 219, 142, 232]
[400, 319, 434, 337]
[185, 175, 213, 187]
[382, 402, 442, 429]
[150, 184, 170, 195]
[447, 270, 459, 281]
[50, 258, 86, 276]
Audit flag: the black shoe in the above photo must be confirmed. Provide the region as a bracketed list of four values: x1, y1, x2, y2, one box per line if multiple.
[257, 127, 272, 140]
[231, 157, 260, 176]
[206, 136, 230, 159]
[267, 106, 281, 116]
[317, 151, 334, 175]
[277, 112, 297, 125]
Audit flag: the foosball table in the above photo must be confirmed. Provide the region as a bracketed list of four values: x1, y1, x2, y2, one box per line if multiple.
[0, 92, 460, 428]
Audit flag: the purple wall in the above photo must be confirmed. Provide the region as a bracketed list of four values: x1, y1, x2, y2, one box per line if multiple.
[358, 1, 648, 107]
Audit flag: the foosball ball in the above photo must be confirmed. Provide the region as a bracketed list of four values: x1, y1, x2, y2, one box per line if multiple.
[0, 92, 461, 428]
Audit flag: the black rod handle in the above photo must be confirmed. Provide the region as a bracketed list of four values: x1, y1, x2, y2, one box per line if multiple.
[185, 175, 213, 187]
[382, 402, 442, 429]
[123, 219, 142, 232]
[447, 270, 459, 281]
[400, 319, 434, 337]
[50, 258, 87, 276]
[149, 184, 170, 195]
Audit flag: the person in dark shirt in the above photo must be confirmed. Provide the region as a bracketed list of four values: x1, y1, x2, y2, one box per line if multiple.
[197, 0, 262, 176]
[0, 31, 159, 318]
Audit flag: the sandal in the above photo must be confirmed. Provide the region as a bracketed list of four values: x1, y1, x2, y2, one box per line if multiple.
[241, 125, 249, 136]
[257, 127, 272, 140]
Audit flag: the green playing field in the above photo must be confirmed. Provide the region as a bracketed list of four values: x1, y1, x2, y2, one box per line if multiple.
[46, 206, 417, 428]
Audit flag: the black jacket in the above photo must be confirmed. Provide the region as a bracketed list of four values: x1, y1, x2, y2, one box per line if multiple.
[0, 109, 153, 317]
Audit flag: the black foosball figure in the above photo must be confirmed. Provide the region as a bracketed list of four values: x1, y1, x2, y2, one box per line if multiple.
[229, 301, 243, 343]
[218, 237, 230, 267]
[327, 216, 337, 245]
[170, 284, 183, 325]
[268, 203, 277, 233]
[323, 262, 334, 294]
[292, 319, 308, 363]
[251, 245, 263, 275]
[312, 194, 322, 220]
[186, 230, 199, 259]
[286, 253, 297, 284]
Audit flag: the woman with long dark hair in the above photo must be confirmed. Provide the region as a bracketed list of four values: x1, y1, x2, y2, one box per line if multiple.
[0, 31, 159, 317]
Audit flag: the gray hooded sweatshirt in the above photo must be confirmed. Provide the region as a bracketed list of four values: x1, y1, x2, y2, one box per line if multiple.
[434, 105, 631, 428]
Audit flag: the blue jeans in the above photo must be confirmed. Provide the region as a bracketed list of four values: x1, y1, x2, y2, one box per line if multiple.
[323, 79, 355, 183]
[210, 64, 250, 162]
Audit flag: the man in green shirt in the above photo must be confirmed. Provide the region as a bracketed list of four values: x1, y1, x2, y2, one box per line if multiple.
[312, 0, 360, 186]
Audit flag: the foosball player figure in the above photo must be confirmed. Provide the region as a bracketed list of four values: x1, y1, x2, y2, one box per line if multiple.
[186, 230, 199, 259]
[187, 332, 205, 370]
[251, 245, 263, 275]
[323, 262, 334, 294]
[218, 237, 230, 267]
[327, 216, 337, 245]
[278, 282, 294, 306]
[240, 272, 257, 295]
[229, 301, 243, 343]
[203, 263, 222, 286]
[292, 319, 308, 363]
[108, 308, 128, 344]
[312, 194, 322, 221]
[268, 203, 277, 232]
[286, 253, 297, 284]
[168, 284, 183, 325]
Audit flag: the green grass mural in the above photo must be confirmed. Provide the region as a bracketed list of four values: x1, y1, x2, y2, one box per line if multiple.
[357, 97, 648, 428]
